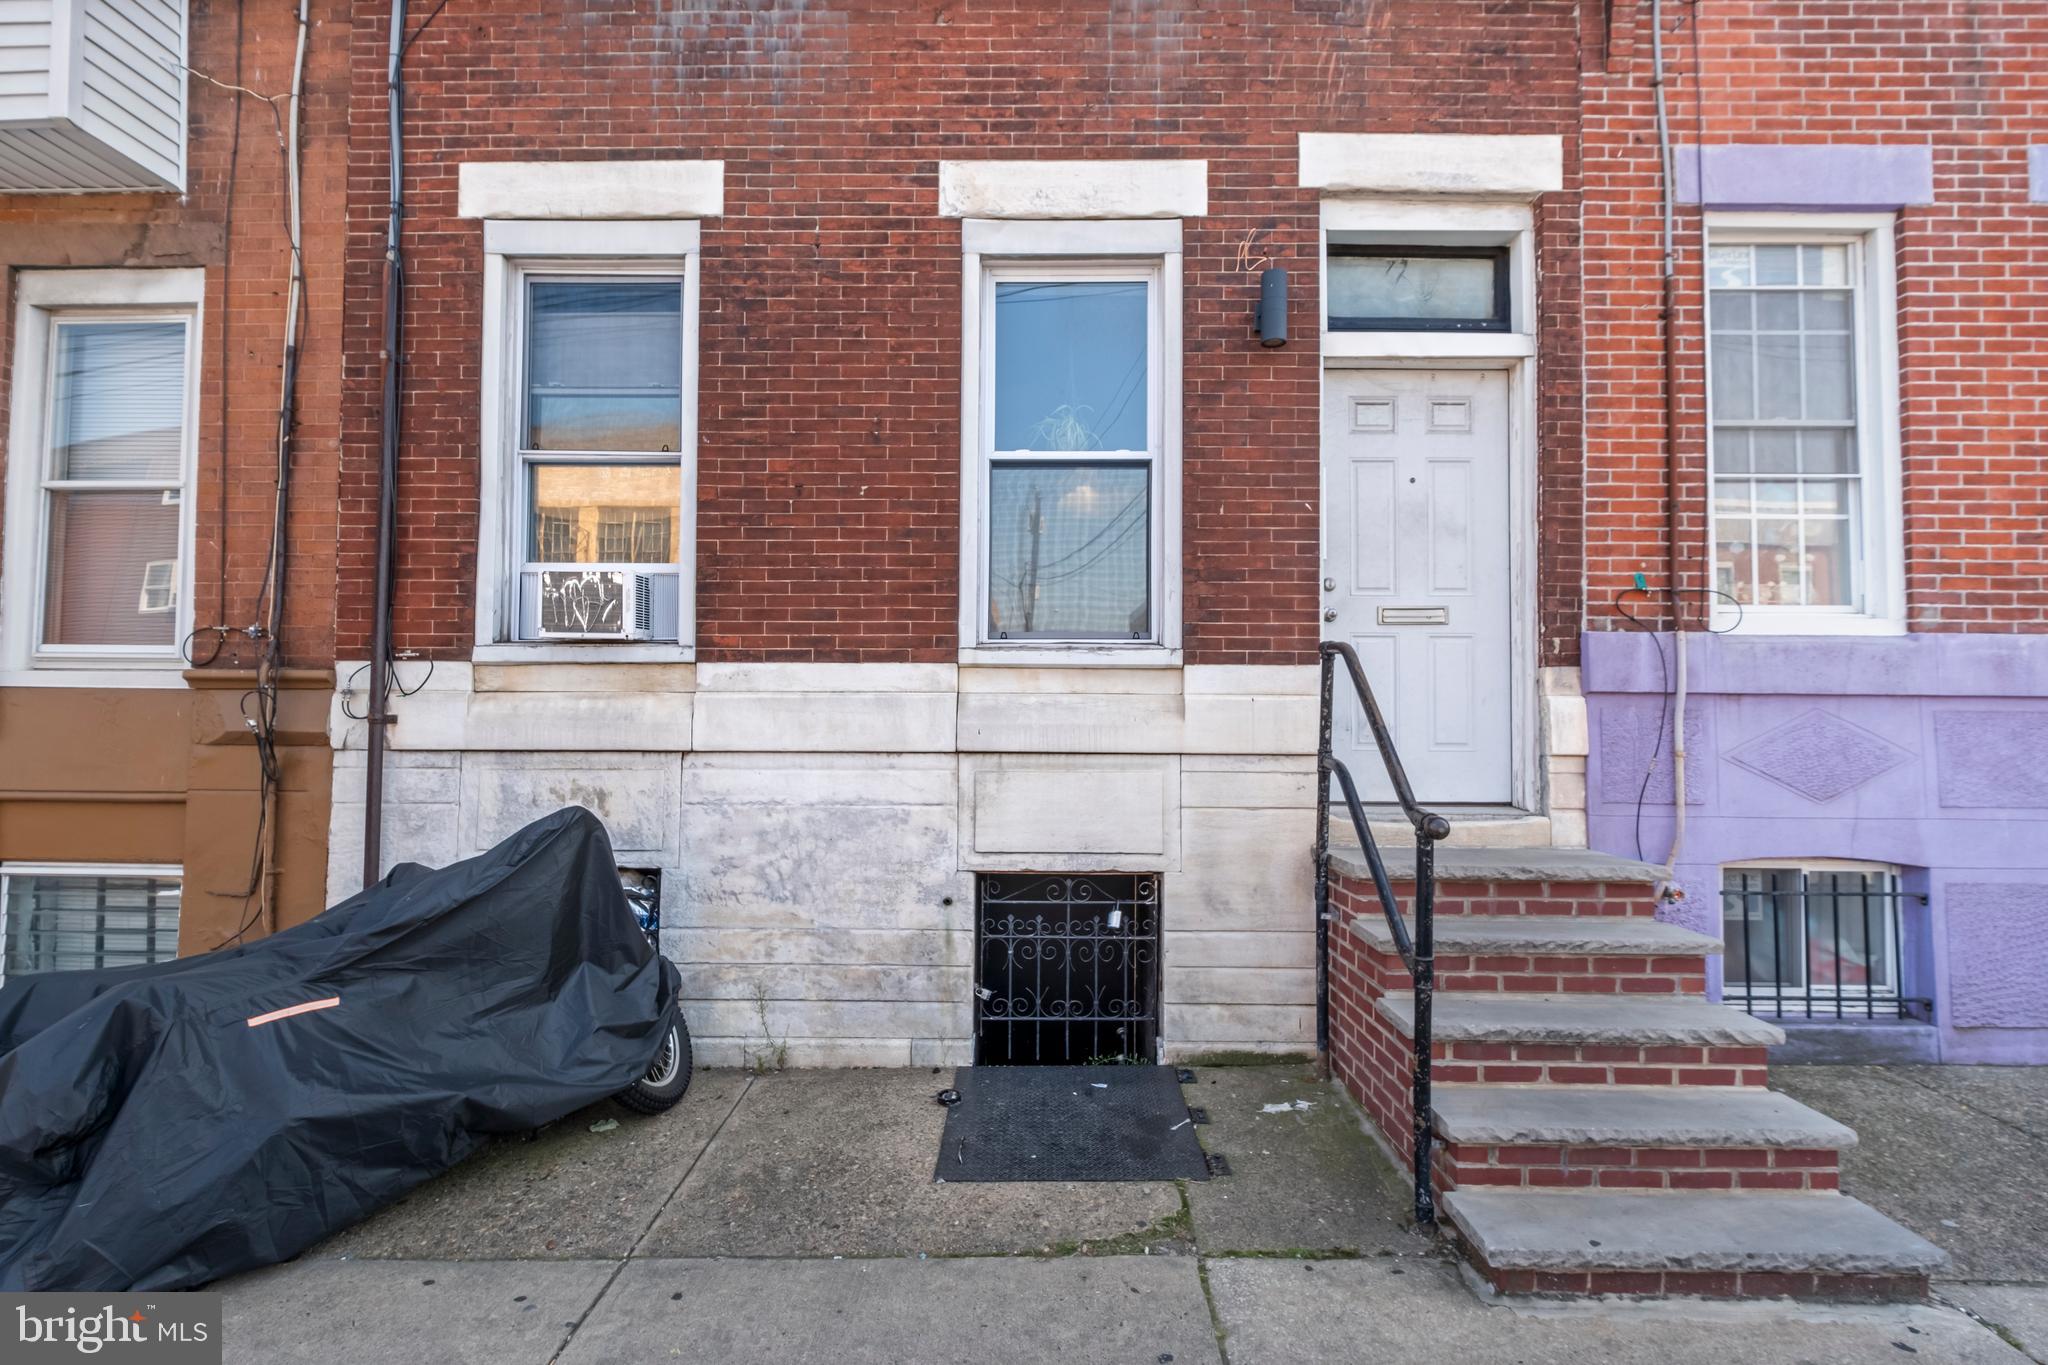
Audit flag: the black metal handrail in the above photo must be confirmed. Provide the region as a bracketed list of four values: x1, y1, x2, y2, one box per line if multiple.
[1314, 640, 1451, 1228]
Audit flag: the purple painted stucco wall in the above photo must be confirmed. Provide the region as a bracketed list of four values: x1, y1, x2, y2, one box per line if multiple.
[1582, 632, 2048, 1063]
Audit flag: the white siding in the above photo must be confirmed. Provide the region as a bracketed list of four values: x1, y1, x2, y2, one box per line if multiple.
[0, 1, 55, 121]
[75, 0, 181, 182]
[0, 0, 184, 191]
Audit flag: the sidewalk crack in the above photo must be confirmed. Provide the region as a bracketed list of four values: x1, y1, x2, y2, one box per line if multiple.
[1884, 1069, 2048, 1146]
[545, 1074, 755, 1364]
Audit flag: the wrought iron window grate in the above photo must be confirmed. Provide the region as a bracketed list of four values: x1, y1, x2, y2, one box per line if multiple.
[1721, 867, 1928, 1021]
[974, 873, 1160, 1066]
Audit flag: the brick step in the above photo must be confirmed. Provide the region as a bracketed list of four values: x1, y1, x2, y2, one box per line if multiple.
[1430, 1085, 1854, 1191]
[1375, 993, 1785, 1050]
[1441, 1189, 1948, 1301]
[1331, 846, 1667, 918]
[1363, 995, 1779, 1086]
[1349, 914, 1716, 995]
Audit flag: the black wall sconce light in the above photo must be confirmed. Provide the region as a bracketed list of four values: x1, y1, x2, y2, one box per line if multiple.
[1256, 267, 1288, 347]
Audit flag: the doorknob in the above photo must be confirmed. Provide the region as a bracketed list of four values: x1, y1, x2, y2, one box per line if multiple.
[1323, 608, 1338, 622]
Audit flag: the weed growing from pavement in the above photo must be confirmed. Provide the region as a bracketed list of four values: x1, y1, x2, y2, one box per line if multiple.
[745, 982, 789, 1074]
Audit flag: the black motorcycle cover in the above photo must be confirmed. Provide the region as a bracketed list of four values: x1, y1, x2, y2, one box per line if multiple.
[0, 806, 680, 1291]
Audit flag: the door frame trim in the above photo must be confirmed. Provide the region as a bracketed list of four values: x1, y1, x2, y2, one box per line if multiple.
[1318, 358, 1536, 812]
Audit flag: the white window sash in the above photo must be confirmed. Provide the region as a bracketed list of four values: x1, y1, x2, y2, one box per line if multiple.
[1703, 215, 1902, 633]
[2, 272, 203, 683]
[973, 259, 1170, 650]
[511, 269, 687, 597]
[474, 225, 700, 659]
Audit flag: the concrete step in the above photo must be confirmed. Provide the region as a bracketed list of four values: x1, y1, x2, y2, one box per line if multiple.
[1351, 914, 1721, 960]
[1376, 993, 1786, 1050]
[1441, 1188, 1948, 1299]
[1430, 1084, 1855, 1150]
[1331, 843, 1666, 886]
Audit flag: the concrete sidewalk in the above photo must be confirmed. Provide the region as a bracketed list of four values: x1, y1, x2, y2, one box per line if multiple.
[214, 1063, 2046, 1364]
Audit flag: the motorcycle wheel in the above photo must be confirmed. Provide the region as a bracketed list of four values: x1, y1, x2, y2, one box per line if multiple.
[615, 1016, 693, 1114]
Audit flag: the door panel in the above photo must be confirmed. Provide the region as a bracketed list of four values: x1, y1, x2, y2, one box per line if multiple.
[1348, 460, 1396, 593]
[1323, 369, 1513, 805]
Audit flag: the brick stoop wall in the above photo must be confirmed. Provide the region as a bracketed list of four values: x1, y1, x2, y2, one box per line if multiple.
[1325, 850, 1947, 1300]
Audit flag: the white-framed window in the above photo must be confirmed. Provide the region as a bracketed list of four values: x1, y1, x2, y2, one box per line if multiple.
[474, 221, 700, 661]
[2, 270, 203, 683]
[960, 219, 1183, 661]
[1704, 215, 1902, 633]
[1720, 860, 1911, 1020]
[0, 863, 183, 983]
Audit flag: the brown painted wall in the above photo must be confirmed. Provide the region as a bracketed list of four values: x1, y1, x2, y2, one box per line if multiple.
[0, 674, 334, 951]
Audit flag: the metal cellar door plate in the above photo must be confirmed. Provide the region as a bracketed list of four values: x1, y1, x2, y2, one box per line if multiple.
[934, 1065, 1210, 1183]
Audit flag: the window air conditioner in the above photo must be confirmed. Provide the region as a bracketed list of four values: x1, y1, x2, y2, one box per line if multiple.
[534, 569, 657, 640]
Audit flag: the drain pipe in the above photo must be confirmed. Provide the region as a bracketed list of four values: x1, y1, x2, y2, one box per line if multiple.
[363, 0, 408, 888]
[1651, 0, 1690, 900]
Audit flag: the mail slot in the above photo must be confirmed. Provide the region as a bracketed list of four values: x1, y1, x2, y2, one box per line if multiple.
[1378, 606, 1449, 625]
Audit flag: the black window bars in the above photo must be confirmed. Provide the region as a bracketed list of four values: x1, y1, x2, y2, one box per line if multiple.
[1314, 640, 1452, 1229]
[1721, 868, 1931, 1022]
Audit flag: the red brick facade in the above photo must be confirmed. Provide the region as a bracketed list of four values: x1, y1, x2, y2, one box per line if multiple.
[1582, 0, 2048, 632]
[0, 0, 349, 668]
[335, 0, 1589, 665]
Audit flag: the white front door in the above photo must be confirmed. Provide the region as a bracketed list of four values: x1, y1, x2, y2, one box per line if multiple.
[1322, 369, 1514, 806]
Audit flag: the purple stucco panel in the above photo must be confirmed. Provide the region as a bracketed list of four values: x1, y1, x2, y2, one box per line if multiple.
[1946, 882, 2048, 1028]
[1583, 631, 2048, 1063]
[1935, 711, 2048, 809]
[1674, 143, 1936, 209]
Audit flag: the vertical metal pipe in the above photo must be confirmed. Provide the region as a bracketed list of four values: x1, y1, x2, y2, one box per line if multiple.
[1314, 647, 1335, 1065]
[1649, 0, 1693, 909]
[364, 0, 408, 888]
[1651, 0, 1685, 635]
[1411, 831, 1437, 1229]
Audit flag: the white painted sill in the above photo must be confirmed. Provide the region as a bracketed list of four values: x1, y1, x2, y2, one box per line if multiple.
[3, 659, 190, 688]
[958, 645, 1183, 669]
[1708, 612, 1907, 638]
[472, 643, 697, 664]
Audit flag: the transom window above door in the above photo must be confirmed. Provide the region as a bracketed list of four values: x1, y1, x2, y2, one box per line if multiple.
[1326, 245, 1510, 333]
[980, 268, 1163, 644]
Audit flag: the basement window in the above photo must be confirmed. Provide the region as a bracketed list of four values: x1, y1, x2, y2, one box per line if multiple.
[0, 866, 183, 983]
[1720, 863, 1924, 1020]
[973, 872, 1162, 1065]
